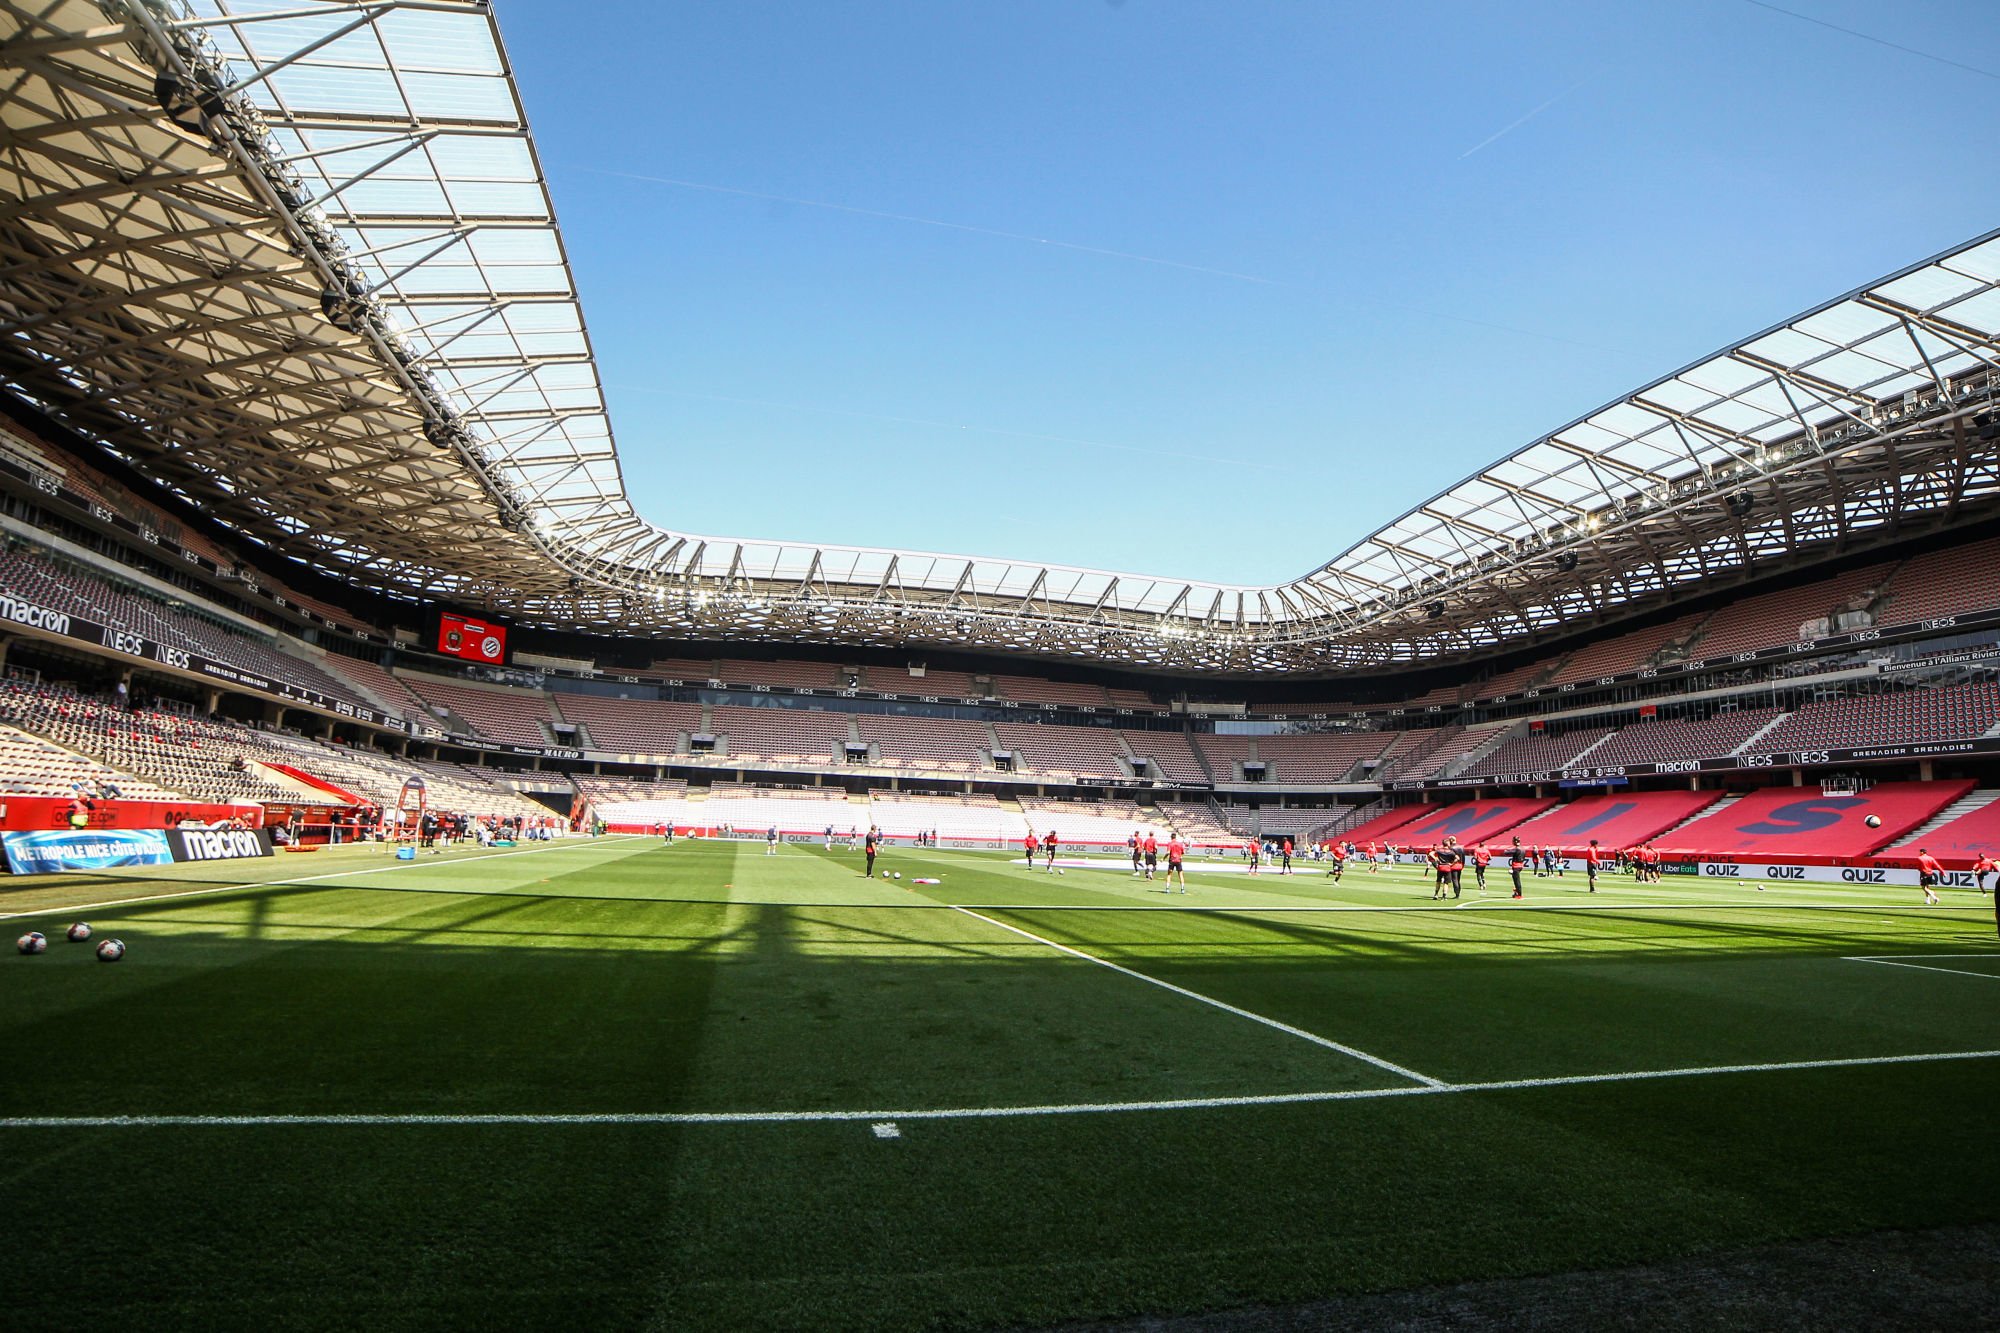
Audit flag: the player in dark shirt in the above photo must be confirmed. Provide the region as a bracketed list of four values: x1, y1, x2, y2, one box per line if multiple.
[863, 828, 880, 878]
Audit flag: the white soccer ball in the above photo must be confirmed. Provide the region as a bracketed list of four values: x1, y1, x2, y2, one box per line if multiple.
[67, 922, 91, 942]
[17, 932, 47, 955]
[1057, 868, 1066, 875]
[892, 871, 901, 880]
[881, 870, 890, 879]
[1864, 814, 1882, 829]
[95, 938, 125, 963]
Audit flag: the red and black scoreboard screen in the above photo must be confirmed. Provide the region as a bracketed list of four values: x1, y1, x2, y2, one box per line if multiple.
[437, 612, 507, 664]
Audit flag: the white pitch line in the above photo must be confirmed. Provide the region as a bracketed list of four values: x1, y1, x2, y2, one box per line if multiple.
[0, 836, 639, 923]
[951, 905, 1446, 1088]
[5, 1048, 1994, 1129]
[1843, 955, 2000, 982]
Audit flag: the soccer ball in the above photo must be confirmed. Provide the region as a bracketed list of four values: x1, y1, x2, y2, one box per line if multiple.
[1864, 814, 1882, 829]
[16, 932, 47, 955]
[892, 871, 901, 880]
[67, 922, 91, 942]
[96, 938, 125, 963]
[1057, 868, 1066, 876]
[881, 870, 890, 879]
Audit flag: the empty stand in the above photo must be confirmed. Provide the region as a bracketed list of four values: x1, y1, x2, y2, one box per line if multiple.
[1884, 789, 2000, 862]
[1875, 536, 2000, 626]
[1682, 562, 1895, 659]
[1391, 798, 1558, 848]
[1583, 708, 1784, 769]
[1467, 725, 1616, 778]
[400, 674, 555, 747]
[855, 714, 991, 772]
[552, 693, 703, 756]
[710, 705, 854, 766]
[1499, 789, 1725, 852]
[993, 722, 1126, 780]
[1750, 682, 2000, 754]
[1547, 613, 1706, 685]
[994, 675, 1107, 707]
[1656, 780, 1972, 858]
[1122, 730, 1207, 783]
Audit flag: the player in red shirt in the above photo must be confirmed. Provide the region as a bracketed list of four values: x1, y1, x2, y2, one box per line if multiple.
[1165, 835, 1188, 892]
[1245, 838, 1260, 876]
[1914, 848, 1944, 905]
[1585, 839, 1602, 893]
[1472, 842, 1491, 891]
[1367, 841, 1382, 872]
[1326, 840, 1346, 881]
[1043, 830, 1059, 873]
[1972, 853, 1997, 895]
[1142, 832, 1159, 881]
[1023, 831, 1039, 868]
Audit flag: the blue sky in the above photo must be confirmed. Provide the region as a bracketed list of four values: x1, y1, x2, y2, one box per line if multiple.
[504, 0, 2000, 586]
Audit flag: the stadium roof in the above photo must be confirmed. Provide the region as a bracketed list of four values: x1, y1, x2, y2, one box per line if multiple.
[2, 0, 1999, 673]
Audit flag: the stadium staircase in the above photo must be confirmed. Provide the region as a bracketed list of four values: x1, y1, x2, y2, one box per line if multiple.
[1731, 713, 1793, 754]
[1659, 793, 1741, 838]
[1558, 730, 1621, 770]
[1182, 732, 1218, 783]
[1437, 722, 1521, 780]
[1892, 788, 1999, 844]
[1312, 797, 1392, 842]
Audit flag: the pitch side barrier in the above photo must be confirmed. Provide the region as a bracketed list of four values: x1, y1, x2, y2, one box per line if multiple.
[1384, 850, 1993, 884]
[603, 826, 1241, 854]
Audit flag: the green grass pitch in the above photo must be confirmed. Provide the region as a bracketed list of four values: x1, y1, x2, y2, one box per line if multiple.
[3, 834, 1998, 1329]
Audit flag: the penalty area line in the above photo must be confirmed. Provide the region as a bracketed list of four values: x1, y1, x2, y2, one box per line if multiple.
[6, 1049, 1995, 1129]
[1843, 955, 2000, 982]
[951, 905, 1446, 1088]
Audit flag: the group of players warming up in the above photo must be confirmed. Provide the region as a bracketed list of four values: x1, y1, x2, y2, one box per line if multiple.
[847, 826, 1996, 931]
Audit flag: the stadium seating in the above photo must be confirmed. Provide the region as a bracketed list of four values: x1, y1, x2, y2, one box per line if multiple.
[1873, 536, 2000, 625]
[994, 675, 1106, 707]
[1679, 562, 1895, 659]
[1018, 796, 1172, 845]
[1655, 780, 1972, 858]
[1122, 730, 1209, 783]
[710, 705, 855, 766]
[0, 549, 368, 708]
[1581, 708, 1784, 769]
[1325, 804, 1440, 846]
[695, 784, 858, 834]
[713, 659, 842, 690]
[552, 693, 703, 756]
[1748, 682, 2000, 754]
[320, 654, 433, 725]
[1498, 789, 1726, 852]
[867, 791, 1026, 840]
[993, 723, 1127, 780]
[1883, 788, 2000, 862]
[1465, 725, 1615, 778]
[400, 675, 556, 747]
[1389, 797, 1558, 848]
[855, 715, 992, 772]
[1546, 613, 1706, 686]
